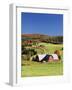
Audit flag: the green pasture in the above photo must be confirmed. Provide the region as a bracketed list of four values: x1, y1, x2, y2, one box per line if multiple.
[37, 43, 63, 54]
[21, 43, 63, 77]
[26, 43, 63, 54]
[21, 61, 63, 77]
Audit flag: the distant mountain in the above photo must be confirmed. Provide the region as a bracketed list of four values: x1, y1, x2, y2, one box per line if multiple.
[22, 34, 49, 39]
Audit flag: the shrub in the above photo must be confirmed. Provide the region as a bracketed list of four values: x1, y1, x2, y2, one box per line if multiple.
[54, 50, 61, 60]
[22, 48, 37, 55]
[22, 48, 37, 61]
[22, 55, 30, 61]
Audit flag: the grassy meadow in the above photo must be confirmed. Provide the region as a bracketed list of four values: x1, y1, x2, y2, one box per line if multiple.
[21, 61, 63, 77]
[21, 43, 63, 77]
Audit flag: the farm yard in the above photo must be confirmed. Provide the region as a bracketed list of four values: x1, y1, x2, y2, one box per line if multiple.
[21, 38, 63, 77]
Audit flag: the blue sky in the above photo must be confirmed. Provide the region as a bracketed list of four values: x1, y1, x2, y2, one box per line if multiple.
[21, 12, 63, 36]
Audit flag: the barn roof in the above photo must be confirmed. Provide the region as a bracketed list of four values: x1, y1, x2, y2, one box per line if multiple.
[37, 54, 47, 61]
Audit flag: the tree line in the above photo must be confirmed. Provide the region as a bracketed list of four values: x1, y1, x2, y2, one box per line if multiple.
[22, 34, 63, 44]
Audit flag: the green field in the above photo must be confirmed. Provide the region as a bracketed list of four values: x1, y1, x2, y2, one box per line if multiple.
[36, 43, 63, 54]
[21, 61, 63, 77]
[21, 43, 63, 77]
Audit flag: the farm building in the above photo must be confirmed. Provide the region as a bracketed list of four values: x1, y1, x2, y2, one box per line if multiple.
[32, 54, 59, 62]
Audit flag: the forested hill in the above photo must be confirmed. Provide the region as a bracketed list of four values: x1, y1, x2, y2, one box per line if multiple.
[22, 34, 63, 44]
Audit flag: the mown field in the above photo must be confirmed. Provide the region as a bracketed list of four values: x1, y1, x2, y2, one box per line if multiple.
[21, 61, 63, 77]
[21, 43, 63, 77]
[35, 43, 63, 54]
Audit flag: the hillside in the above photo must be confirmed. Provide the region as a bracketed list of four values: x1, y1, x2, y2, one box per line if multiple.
[22, 34, 63, 44]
